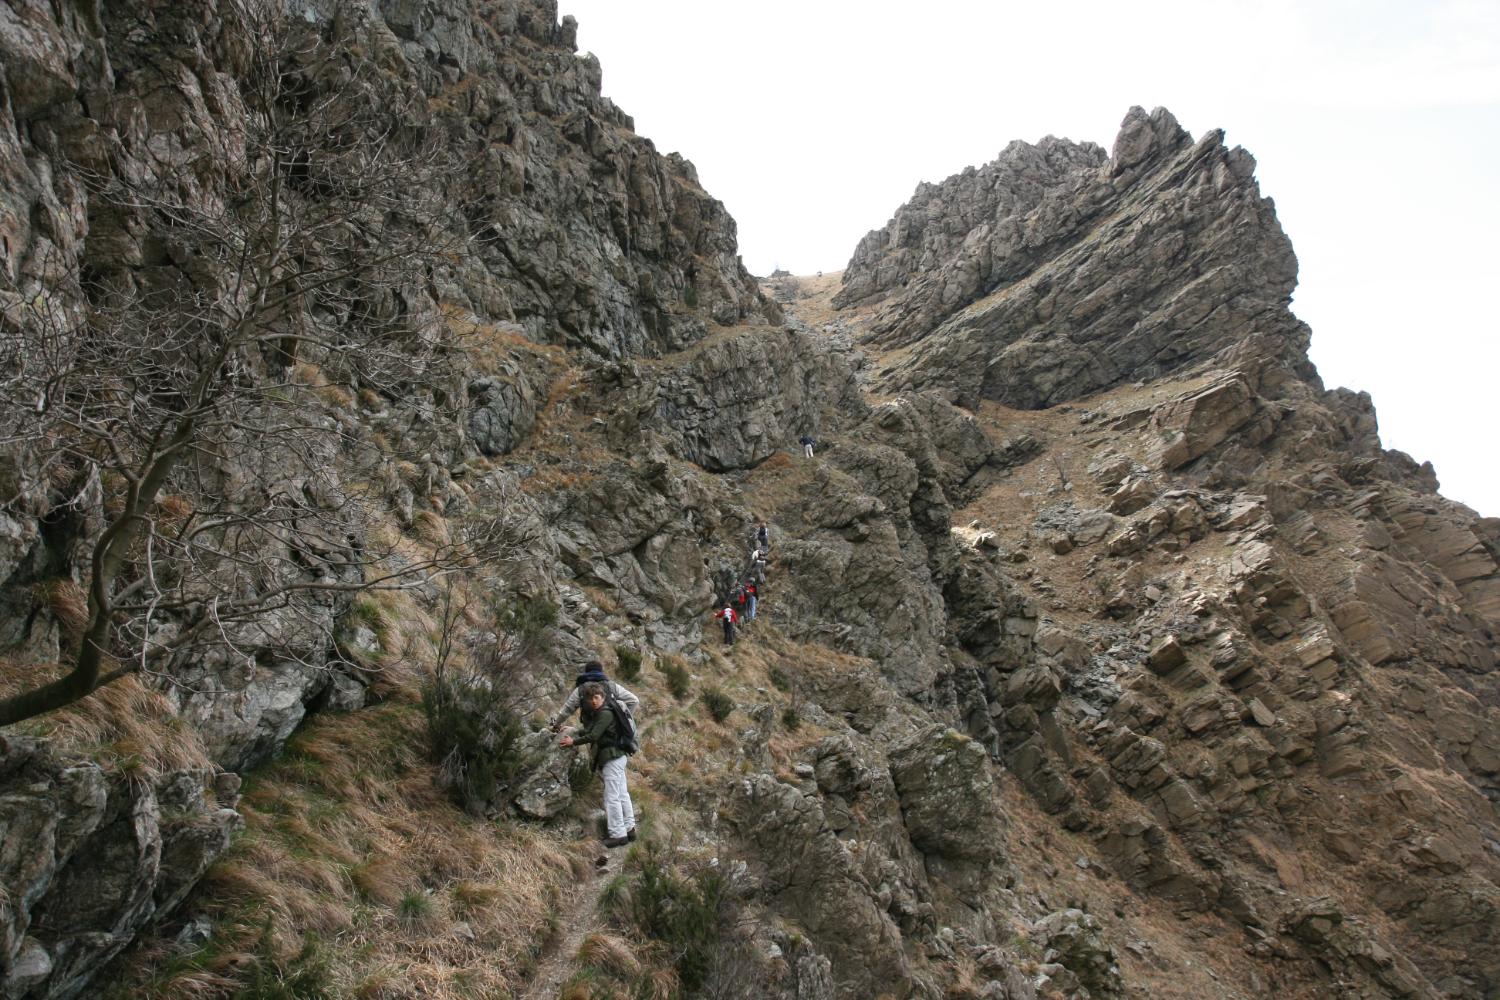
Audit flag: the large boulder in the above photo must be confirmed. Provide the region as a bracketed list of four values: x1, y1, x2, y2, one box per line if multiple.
[0, 737, 240, 1000]
[728, 774, 914, 1000]
[887, 726, 1009, 900]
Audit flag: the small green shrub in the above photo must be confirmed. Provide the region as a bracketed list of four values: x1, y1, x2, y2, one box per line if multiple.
[768, 666, 791, 692]
[239, 929, 334, 1000]
[623, 846, 727, 993]
[700, 687, 734, 723]
[615, 645, 643, 682]
[780, 706, 800, 731]
[568, 754, 594, 795]
[683, 285, 699, 310]
[421, 668, 530, 814]
[659, 657, 691, 701]
[497, 593, 558, 653]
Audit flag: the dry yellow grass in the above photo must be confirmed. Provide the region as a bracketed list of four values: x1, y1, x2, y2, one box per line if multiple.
[109, 696, 588, 1000]
[37, 578, 87, 638]
[0, 669, 214, 777]
[576, 931, 643, 979]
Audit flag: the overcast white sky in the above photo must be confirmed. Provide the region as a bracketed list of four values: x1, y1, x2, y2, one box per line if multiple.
[562, 0, 1500, 516]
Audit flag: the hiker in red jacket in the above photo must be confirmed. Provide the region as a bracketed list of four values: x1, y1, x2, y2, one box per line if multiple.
[716, 603, 738, 645]
[744, 582, 758, 622]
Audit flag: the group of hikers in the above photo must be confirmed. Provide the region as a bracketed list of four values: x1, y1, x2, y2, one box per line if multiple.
[716, 520, 771, 646]
[553, 520, 775, 850]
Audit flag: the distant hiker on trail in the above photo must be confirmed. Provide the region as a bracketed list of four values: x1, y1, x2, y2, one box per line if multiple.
[548, 660, 640, 732]
[716, 603, 739, 645]
[749, 548, 768, 589]
[735, 584, 749, 621]
[755, 521, 770, 552]
[558, 681, 637, 848]
[744, 582, 758, 621]
[799, 434, 816, 459]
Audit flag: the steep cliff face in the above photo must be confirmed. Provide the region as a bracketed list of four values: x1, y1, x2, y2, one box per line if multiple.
[0, 2, 773, 996]
[0, 0, 771, 364]
[2, 5, 1497, 999]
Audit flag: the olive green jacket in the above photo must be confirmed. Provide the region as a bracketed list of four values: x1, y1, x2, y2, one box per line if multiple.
[571, 707, 625, 771]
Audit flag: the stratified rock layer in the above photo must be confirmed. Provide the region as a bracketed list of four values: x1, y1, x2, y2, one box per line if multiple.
[840, 107, 1310, 408]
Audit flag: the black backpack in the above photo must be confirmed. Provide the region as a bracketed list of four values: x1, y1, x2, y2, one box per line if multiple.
[604, 689, 640, 755]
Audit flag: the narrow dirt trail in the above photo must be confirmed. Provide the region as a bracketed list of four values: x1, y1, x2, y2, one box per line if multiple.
[518, 846, 618, 1000]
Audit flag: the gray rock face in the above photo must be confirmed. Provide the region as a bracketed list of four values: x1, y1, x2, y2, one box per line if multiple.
[510, 731, 574, 819]
[887, 726, 1008, 900]
[775, 461, 950, 696]
[335, 0, 772, 358]
[468, 356, 548, 457]
[651, 328, 866, 472]
[549, 459, 716, 621]
[840, 107, 1310, 409]
[729, 773, 914, 999]
[1032, 909, 1125, 1000]
[0, 737, 240, 1000]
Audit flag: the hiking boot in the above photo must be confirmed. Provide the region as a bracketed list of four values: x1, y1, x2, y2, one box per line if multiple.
[602, 835, 630, 848]
[626, 827, 638, 842]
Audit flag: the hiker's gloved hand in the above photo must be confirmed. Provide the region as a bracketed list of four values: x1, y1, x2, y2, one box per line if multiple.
[558, 735, 575, 748]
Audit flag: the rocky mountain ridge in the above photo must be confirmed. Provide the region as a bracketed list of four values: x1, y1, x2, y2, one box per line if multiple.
[1, 2, 1497, 999]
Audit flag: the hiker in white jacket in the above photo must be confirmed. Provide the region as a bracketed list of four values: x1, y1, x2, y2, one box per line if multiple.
[548, 660, 641, 731]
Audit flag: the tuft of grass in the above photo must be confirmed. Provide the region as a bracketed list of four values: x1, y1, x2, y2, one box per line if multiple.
[658, 657, 691, 702]
[396, 890, 433, 926]
[780, 707, 801, 731]
[239, 928, 336, 1000]
[37, 578, 88, 639]
[699, 687, 733, 724]
[615, 645, 642, 682]
[413, 510, 451, 546]
[768, 666, 791, 692]
[0, 670, 214, 779]
[576, 932, 643, 980]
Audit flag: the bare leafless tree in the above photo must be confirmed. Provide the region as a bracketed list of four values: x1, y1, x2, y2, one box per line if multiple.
[0, 1, 494, 724]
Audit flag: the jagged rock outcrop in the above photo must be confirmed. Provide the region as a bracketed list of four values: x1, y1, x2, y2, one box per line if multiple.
[583, 326, 867, 473]
[840, 106, 1312, 409]
[887, 726, 1009, 901]
[730, 772, 916, 999]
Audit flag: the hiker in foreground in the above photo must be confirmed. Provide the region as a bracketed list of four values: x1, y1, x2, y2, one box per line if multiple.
[548, 659, 640, 732]
[558, 681, 637, 847]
